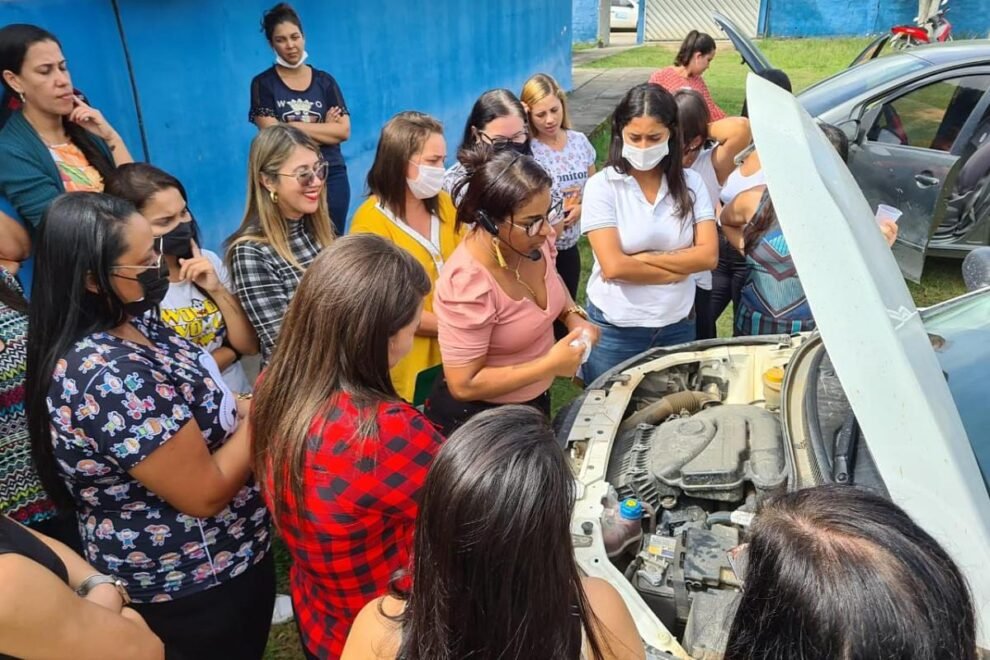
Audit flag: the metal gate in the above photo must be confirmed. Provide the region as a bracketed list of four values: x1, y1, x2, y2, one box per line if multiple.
[644, 0, 760, 41]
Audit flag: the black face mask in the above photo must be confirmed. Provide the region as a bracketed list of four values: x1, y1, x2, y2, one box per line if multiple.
[495, 140, 532, 157]
[161, 221, 194, 260]
[121, 260, 170, 317]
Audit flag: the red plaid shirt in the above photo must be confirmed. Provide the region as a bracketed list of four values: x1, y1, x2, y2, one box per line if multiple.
[265, 394, 444, 659]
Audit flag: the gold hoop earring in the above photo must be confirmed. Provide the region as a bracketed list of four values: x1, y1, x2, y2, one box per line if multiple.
[268, 189, 278, 204]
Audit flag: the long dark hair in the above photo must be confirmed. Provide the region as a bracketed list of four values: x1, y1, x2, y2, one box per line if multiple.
[252, 234, 430, 522]
[673, 89, 711, 151]
[674, 30, 716, 66]
[105, 162, 201, 244]
[390, 406, 610, 660]
[25, 192, 139, 510]
[453, 146, 552, 234]
[366, 111, 444, 221]
[457, 88, 528, 152]
[608, 83, 695, 220]
[725, 484, 977, 660]
[740, 68, 792, 118]
[0, 24, 116, 179]
[261, 2, 303, 41]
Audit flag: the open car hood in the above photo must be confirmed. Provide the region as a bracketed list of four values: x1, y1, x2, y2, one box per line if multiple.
[748, 74, 990, 643]
[713, 12, 770, 74]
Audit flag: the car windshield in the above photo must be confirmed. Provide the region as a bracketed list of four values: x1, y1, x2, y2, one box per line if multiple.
[921, 290, 990, 488]
[798, 54, 929, 117]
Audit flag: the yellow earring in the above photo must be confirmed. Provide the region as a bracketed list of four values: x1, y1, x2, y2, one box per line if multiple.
[268, 189, 278, 204]
[492, 238, 508, 268]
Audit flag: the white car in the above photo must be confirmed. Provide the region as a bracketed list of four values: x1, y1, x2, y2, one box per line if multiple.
[559, 75, 990, 658]
[610, 0, 639, 31]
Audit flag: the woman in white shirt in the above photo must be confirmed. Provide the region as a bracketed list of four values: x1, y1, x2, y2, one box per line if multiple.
[106, 164, 259, 393]
[581, 83, 717, 384]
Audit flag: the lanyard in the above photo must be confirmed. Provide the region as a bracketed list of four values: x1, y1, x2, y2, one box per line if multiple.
[375, 203, 444, 272]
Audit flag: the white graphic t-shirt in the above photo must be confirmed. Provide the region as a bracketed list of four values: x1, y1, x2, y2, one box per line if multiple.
[160, 249, 253, 393]
[531, 130, 597, 251]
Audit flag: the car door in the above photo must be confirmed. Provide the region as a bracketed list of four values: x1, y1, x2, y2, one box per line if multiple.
[846, 73, 990, 280]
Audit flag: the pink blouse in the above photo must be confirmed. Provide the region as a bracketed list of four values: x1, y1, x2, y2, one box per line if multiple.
[435, 238, 567, 404]
[648, 66, 726, 121]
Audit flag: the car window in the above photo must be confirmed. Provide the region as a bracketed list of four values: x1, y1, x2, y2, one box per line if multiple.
[866, 75, 990, 151]
[798, 55, 928, 118]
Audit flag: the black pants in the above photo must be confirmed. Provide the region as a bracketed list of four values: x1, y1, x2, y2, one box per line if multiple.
[553, 244, 582, 341]
[424, 375, 552, 438]
[131, 552, 276, 660]
[325, 164, 350, 236]
[694, 286, 715, 340]
[710, 234, 749, 335]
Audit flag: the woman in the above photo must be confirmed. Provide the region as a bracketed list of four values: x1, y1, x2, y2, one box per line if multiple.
[648, 30, 725, 121]
[425, 148, 599, 437]
[249, 3, 351, 235]
[442, 88, 531, 201]
[26, 193, 274, 658]
[521, 73, 597, 301]
[674, 89, 751, 339]
[0, 513, 163, 659]
[580, 84, 717, 384]
[107, 163, 259, 393]
[226, 123, 334, 365]
[0, 24, 132, 229]
[341, 406, 645, 660]
[253, 234, 445, 659]
[724, 485, 978, 660]
[350, 111, 462, 404]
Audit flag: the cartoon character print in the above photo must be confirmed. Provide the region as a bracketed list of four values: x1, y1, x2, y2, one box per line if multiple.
[105, 483, 131, 502]
[115, 528, 139, 549]
[102, 554, 124, 572]
[110, 436, 142, 460]
[60, 378, 78, 402]
[149, 369, 168, 384]
[80, 487, 100, 508]
[96, 373, 125, 398]
[123, 372, 145, 393]
[75, 459, 111, 477]
[54, 406, 74, 433]
[126, 551, 156, 570]
[235, 542, 254, 562]
[216, 507, 237, 526]
[203, 527, 220, 545]
[132, 572, 155, 589]
[79, 352, 108, 373]
[158, 552, 183, 572]
[95, 518, 116, 540]
[229, 561, 250, 579]
[155, 383, 177, 400]
[232, 488, 255, 509]
[130, 417, 165, 443]
[75, 393, 100, 420]
[144, 524, 172, 547]
[176, 513, 199, 534]
[163, 570, 185, 593]
[192, 562, 214, 583]
[150, 593, 173, 603]
[123, 392, 155, 420]
[181, 541, 206, 560]
[53, 358, 68, 379]
[101, 411, 126, 437]
[227, 518, 247, 540]
[84, 516, 97, 536]
[212, 551, 234, 572]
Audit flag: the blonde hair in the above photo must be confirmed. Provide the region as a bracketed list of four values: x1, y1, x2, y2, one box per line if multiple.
[225, 124, 335, 269]
[520, 73, 571, 133]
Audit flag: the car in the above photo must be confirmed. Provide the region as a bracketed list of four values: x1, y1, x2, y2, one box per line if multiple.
[715, 12, 990, 283]
[610, 0, 639, 32]
[559, 75, 990, 659]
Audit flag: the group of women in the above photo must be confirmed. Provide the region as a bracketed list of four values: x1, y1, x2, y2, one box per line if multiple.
[0, 6, 969, 660]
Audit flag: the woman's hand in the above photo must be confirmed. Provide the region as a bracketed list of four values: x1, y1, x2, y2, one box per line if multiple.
[543, 328, 587, 378]
[68, 96, 119, 142]
[235, 395, 252, 421]
[178, 242, 223, 293]
[879, 219, 898, 248]
[563, 313, 600, 346]
[563, 202, 583, 228]
[83, 583, 124, 613]
[327, 106, 344, 123]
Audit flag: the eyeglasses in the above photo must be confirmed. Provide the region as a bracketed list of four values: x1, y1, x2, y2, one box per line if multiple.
[478, 130, 528, 149]
[513, 201, 565, 237]
[277, 160, 329, 187]
[111, 238, 163, 280]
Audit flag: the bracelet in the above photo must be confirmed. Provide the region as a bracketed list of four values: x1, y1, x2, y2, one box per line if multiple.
[559, 305, 588, 323]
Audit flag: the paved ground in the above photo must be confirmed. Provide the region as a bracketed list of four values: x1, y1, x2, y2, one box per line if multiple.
[568, 66, 654, 135]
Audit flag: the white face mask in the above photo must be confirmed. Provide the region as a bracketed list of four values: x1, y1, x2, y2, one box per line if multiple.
[407, 163, 446, 199]
[275, 50, 308, 69]
[622, 140, 670, 171]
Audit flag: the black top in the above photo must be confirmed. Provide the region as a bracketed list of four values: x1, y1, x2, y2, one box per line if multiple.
[248, 65, 349, 169]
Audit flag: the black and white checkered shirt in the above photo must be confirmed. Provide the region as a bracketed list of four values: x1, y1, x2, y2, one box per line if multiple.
[230, 219, 324, 364]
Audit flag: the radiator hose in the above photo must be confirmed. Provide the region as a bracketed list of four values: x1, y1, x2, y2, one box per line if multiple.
[619, 391, 719, 432]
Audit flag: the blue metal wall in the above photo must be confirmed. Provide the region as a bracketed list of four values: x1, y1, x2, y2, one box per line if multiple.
[573, 0, 599, 43]
[762, 0, 990, 38]
[1, 0, 572, 252]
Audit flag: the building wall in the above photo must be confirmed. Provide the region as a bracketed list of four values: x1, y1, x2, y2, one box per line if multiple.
[0, 0, 572, 251]
[573, 0, 599, 43]
[762, 0, 989, 38]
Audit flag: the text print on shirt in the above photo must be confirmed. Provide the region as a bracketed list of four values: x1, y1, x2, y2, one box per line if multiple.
[278, 98, 324, 123]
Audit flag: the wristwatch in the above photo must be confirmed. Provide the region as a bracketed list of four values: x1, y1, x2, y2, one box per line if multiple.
[559, 305, 589, 323]
[76, 573, 131, 605]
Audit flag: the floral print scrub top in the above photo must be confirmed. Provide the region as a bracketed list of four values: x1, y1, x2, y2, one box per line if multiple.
[46, 316, 270, 602]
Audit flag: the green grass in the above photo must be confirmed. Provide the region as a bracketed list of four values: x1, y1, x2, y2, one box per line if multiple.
[573, 42, 598, 51]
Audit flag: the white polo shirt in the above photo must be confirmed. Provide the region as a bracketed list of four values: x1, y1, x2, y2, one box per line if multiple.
[581, 166, 715, 327]
[689, 147, 720, 291]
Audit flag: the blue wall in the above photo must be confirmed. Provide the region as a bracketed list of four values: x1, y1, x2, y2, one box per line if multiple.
[573, 0, 598, 44]
[0, 0, 572, 252]
[762, 0, 990, 38]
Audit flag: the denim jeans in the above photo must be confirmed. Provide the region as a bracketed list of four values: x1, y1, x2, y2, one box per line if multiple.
[324, 164, 350, 236]
[583, 302, 696, 384]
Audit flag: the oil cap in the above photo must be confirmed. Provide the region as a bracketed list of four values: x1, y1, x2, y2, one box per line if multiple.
[619, 498, 643, 520]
